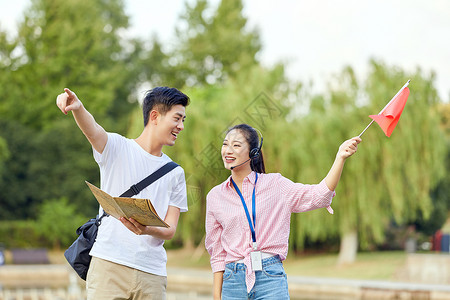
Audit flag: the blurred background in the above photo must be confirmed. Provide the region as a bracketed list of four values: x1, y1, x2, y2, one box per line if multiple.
[0, 0, 449, 299]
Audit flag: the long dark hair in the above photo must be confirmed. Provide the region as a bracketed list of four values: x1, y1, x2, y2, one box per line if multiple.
[227, 124, 266, 174]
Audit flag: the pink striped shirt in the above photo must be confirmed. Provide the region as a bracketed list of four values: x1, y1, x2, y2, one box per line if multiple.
[205, 171, 335, 292]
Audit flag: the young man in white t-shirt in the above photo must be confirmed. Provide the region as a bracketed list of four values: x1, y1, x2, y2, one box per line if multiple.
[56, 87, 190, 300]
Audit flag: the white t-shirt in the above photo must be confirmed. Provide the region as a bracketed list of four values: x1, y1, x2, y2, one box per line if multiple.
[89, 132, 187, 276]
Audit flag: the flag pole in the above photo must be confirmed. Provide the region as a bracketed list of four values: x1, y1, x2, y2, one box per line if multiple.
[358, 120, 374, 137]
[358, 79, 410, 137]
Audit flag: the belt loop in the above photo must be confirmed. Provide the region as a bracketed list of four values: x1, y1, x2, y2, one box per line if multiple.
[233, 262, 237, 273]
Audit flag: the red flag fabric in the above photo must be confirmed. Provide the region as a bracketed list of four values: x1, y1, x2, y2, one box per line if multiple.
[369, 87, 410, 137]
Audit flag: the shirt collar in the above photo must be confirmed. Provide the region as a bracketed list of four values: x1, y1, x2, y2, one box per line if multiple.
[225, 171, 258, 188]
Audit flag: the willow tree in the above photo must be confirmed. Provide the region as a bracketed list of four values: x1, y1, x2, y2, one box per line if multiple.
[281, 61, 446, 263]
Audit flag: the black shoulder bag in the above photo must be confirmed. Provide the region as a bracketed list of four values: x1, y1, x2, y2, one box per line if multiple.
[64, 161, 179, 280]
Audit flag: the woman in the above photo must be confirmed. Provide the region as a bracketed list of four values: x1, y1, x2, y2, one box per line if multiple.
[205, 124, 361, 300]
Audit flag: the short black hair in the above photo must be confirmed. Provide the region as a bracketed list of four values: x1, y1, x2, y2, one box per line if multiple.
[142, 87, 190, 126]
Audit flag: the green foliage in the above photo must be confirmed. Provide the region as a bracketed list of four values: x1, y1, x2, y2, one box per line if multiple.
[0, 0, 140, 222]
[0, 0, 447, 255]
[0, 220, 45, 248]
[36, 197, 86, 249]
[0, 0, 139, 130]
[137, 37, 186, 89]
[287, 61, 446, 251]
[138, 0, 262, 89]
[415, 109, 450, 236]
[0, 197, 85, 249]
[0, 136, 9, 176]
[173, 0, 261, 86]
[0, 120, 41, 220]
[0, 119, 99, 220]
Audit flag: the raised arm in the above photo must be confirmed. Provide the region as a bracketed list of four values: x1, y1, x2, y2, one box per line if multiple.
[56, 88, 107, 154]
[324, 136, 361, 191]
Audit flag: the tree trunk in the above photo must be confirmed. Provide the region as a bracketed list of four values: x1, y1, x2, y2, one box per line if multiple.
[337, 229, 358, 265]
[183, 237, 195, 251]
[192, 234, 206, 261]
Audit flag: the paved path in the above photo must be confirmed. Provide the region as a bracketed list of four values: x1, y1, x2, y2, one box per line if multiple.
[1, 265, 450, 299]
[167, 267, 450, 299]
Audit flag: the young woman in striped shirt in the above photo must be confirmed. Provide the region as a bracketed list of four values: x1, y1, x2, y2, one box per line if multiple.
[205, 123, 361, 300]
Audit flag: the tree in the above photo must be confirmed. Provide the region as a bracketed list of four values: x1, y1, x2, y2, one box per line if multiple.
[284, 61, 446, 263]
[0, 137, 9, 177]
[137, 36, 187, 89]
[414, 103, 450, 236]
[0, 119, 99, 220]
[173, 0, 261, 86]
[0, 0, 143, 220]
[0, 0, 140, 130]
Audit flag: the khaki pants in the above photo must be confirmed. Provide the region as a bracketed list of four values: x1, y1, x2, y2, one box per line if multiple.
[86, 257, 167, 300]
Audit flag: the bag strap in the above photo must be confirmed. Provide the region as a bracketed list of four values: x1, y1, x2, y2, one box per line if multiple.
[98, 161, 179, 221]
[120, 161, 179, 197]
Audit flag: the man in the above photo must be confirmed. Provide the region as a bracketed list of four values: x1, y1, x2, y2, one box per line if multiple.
[56, 87, 190, 299]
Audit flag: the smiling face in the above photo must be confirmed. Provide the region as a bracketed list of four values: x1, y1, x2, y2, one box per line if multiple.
[222, 129, 251, 170]
[155, 104, 186, 146]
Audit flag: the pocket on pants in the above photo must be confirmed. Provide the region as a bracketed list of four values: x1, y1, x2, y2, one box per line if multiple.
[223, 267, 233, 281]
[262, 262, 286, 278]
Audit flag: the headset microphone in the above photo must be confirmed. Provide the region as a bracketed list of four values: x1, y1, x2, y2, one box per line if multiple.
[230, 158, 252, 170]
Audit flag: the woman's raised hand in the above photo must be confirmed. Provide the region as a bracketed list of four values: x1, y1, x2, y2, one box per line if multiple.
[337, 136, 361, 160]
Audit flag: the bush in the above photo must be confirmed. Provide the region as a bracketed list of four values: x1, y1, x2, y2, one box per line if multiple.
[0, 220, 46, 248]
[36, 197, 87, 249]
[0, 197, 88, 249]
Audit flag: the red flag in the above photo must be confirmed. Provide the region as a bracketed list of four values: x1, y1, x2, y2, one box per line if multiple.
[369, 87, 410, 137]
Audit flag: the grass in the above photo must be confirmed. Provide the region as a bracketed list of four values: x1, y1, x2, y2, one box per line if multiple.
[283, 251, 406, 280]
[167, 247, 212, 270]
[7, 248, 408, 282]
[166, 248, 408, 281]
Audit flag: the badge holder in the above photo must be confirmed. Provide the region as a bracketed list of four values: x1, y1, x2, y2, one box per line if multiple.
[250, 242, 262, 271]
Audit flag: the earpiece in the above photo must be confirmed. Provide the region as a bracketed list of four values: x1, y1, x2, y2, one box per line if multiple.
[249, 129, 263, 159]
[249, 148, 259, 158]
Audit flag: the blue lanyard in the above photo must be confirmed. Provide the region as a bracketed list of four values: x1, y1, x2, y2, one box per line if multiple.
[231, 173, 258, 243]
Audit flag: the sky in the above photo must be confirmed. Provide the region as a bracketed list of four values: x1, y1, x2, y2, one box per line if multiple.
[1, 0, 449, 101]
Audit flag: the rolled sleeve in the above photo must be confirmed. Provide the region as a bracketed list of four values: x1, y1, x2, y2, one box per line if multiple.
[316, 179, 335, 214]
[279, 174, 335, 214]
[211, 259, 226, 273]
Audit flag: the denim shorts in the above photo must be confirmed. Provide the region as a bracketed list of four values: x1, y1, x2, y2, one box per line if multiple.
[222, 255, 290, 300]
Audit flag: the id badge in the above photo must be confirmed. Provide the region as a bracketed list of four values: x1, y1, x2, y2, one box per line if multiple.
[250, 250, 262, 271]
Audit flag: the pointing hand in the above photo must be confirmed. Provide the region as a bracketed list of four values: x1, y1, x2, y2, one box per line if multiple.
[56, 88, 82, 115]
